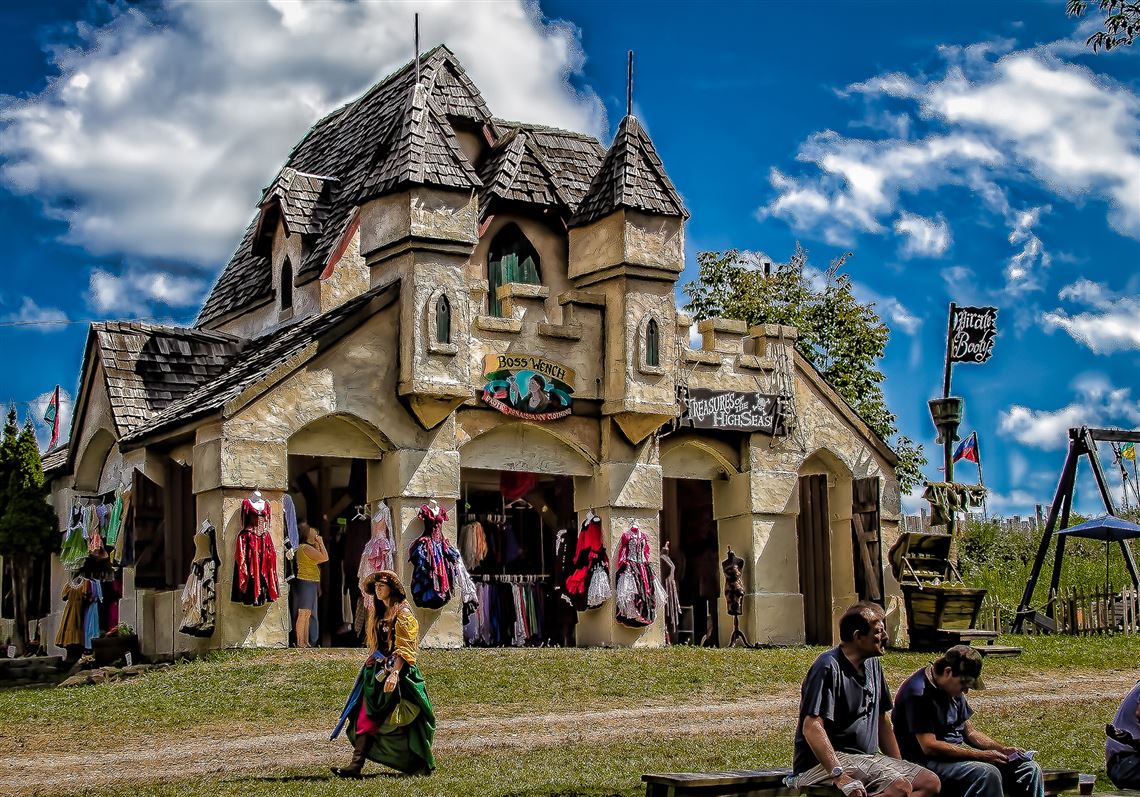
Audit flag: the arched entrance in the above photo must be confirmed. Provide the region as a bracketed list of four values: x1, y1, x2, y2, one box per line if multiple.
[458, 422, 593, 647]
[286, 413, 389, 648]
[660, 436, 739, 646]
[797, 449, 854, 645]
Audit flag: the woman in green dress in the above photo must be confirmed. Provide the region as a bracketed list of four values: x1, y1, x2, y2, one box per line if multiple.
[330, 570, 436, 778]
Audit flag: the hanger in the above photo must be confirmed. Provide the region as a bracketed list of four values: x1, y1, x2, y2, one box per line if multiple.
[198, 518, 212, 534]
[353, 504, 368, 521]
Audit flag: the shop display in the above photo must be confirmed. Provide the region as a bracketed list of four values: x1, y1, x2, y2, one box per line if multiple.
[231, 491, 279, 606]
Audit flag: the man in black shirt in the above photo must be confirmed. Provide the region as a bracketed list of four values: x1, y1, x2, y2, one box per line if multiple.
[893, 645, 1042, 797]
[793, 602, 940, 797]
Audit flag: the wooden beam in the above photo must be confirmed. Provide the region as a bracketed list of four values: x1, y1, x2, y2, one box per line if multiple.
[1086, 428, 1140, 443]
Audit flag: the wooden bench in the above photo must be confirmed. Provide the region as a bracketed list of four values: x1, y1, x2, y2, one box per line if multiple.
[642, 766, 1078, 797]
[642, 768, 793, 797]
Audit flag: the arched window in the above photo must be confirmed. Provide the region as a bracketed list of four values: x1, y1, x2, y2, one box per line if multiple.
[645, 318, 660, 367]
[435, 294, 451, 344]
[280, 258, 293, 312]
[487, 224, 541, 317]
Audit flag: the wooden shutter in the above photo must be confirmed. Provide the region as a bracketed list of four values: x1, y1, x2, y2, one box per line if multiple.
[851, 477, 884, 605]
[435, 294, 451, 343]
[132, 470, 167, 589]
[163, 460, 195, 588]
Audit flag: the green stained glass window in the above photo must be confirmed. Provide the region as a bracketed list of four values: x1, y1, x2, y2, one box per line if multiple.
[646, 318, 660, 367]
[487, 224, 542, 317]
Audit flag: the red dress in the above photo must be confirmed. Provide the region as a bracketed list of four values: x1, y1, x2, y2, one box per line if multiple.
[231, 498, 279, 606]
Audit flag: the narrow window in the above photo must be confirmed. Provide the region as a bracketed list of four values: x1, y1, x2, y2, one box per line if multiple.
[646, 318, 660, 367]
[280, 259, 293, 312]
[435, 294, 451, 344]
[487, 224, 541, 317]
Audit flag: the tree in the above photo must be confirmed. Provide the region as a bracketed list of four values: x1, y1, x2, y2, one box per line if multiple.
[0, 418, 58, 654]
[683, 245, 926, 492]
[1068, 0, 1140, 51]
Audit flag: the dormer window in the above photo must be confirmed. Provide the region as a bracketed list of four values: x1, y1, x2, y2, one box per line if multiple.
[646, 318, 660, 367]
[436, 294, 451, 344]
[280, 258, 293, 313]
[487, 224, 541, 317]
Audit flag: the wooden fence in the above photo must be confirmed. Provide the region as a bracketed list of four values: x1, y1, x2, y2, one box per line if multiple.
[979, 588, 1140, 635]
[1053, 586, 1140, 634]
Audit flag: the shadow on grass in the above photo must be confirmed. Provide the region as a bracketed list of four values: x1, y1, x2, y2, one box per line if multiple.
[225, 771, 405, 784]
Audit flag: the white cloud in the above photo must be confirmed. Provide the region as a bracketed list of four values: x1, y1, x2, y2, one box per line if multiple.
[90, 267, 204, 316]
[1042, 277, 1140, 354]
[763, 41, 1140, 248]
[31, 387, 74, 450]
[1003, 205, 1051, 294]
[894, 212, 952, 258]
[999, 373, 1140, 449]
[1, 297, 69, 331]
[0, 1, 605, 269]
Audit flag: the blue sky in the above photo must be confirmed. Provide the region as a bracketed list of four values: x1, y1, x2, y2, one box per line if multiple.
[1, 1, 1138, 517]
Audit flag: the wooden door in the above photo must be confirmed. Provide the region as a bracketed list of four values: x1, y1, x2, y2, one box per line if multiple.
[851, 477, 885, 606]
[797, 474, 832, 645]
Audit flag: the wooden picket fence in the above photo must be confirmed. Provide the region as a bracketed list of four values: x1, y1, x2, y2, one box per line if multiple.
[1053, 586, 1140, 635]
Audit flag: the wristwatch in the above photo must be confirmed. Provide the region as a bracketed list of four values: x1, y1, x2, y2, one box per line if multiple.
[832, 767, 845, 779]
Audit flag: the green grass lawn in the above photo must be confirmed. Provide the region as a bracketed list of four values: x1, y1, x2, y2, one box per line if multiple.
[3, 635, 1137, 797]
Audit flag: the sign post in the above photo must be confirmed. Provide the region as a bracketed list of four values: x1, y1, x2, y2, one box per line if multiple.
[933, 303, 998, 539]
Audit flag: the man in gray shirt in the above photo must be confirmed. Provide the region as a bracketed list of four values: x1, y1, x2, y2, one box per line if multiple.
[792, 602, 940, 797]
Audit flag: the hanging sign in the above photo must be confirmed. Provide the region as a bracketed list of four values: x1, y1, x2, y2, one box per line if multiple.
[481, 353, 575, 421]
[679, 387, 785, 435]
[948, 305, 998, 364]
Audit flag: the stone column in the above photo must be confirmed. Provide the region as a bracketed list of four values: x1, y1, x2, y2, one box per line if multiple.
[374, 446, 461, 648]
[193, 430, 290, 650]
[713, 455, 805, 646]
[574, 423, 664, 647]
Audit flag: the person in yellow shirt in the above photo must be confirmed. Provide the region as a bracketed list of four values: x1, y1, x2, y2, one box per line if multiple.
[331, 570, 436, 778]
[293, 523, 327, 648]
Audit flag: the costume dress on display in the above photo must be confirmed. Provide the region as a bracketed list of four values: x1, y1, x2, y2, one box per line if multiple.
[409, 504, 460, 609]
[564, 515, 609, 610]
[355, 503, 395, 634]
[54, 578, 88, 647]
[231, 498, 279, 606]
[180, 523, 220, 636]
[614, 525, 658, 627]
[332, 604, 436, 774]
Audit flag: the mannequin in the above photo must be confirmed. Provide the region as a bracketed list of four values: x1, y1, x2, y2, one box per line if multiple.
[192, 519, 215, 563]
[722, 546, 748, 648]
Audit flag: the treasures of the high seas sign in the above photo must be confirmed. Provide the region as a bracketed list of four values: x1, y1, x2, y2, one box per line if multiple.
[679, 387, 785, 435]
[948, 305, 998, 364]
[481, 354, 575, 421]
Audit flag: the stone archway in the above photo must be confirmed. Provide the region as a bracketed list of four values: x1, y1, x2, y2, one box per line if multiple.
[74, 428, 119, 494]
[797, 448, 855, 645]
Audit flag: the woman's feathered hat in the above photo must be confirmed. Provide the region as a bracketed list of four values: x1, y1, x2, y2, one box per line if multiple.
[362, 569, 407, 599]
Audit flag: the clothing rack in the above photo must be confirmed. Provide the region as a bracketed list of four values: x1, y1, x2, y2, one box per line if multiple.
[474, 573, 550, 583]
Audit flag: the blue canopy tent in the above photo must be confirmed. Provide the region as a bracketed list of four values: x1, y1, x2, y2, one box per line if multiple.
[1056, 515, 1140, 591]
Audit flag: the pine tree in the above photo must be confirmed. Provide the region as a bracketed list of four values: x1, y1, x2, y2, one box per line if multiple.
[0, 420, 58, 654]
[683, 245, 926, 491]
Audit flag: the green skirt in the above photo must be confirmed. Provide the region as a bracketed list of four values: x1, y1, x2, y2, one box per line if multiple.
[346, 662, 436, 774]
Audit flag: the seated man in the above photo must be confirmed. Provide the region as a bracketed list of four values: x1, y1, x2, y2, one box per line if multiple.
[892, 645, 1042, 797]
[792, 602, 940, 797]
[1106, 678, 1140, 789]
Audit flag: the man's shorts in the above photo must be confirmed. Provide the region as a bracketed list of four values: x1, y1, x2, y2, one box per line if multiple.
[794, 752, 932, 794]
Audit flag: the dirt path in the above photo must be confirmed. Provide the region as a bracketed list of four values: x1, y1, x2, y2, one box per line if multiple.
[2, 670, 1132, 795]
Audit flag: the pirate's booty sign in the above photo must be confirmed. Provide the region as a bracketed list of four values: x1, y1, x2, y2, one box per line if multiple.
[481, 353, 575, 421]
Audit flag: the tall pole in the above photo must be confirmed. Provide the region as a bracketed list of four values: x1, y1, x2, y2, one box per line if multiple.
[974, 432, 988, 519]
[626, 50, 634, 117]
[414, 13, 420, 84]
[943, 303, 957, 539]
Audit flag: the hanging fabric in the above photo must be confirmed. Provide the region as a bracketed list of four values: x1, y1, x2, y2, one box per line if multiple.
[660, 543, 681, 643]
[614, 524, 659, 627]
[565, 514, 608, 610]
[231, 497, 279, 606]
[409, 504, 459, 609]
[180, 523, 219, 637]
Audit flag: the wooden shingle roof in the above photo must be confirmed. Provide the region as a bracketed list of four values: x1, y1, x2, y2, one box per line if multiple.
[569, 115, 688, 228]
[478, 129, 574, 211]
[124, 282, 401, 444]
[197, 46, 490, 328]
[91, 322, 244, 436]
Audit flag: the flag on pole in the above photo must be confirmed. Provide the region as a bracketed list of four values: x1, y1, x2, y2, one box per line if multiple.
[1123, 442, 1136, 461]
[43, 385, 60, 450]
[953, 431, 980, 464]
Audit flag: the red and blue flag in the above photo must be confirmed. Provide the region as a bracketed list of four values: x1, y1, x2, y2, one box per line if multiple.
[953, 432, 979, 464]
